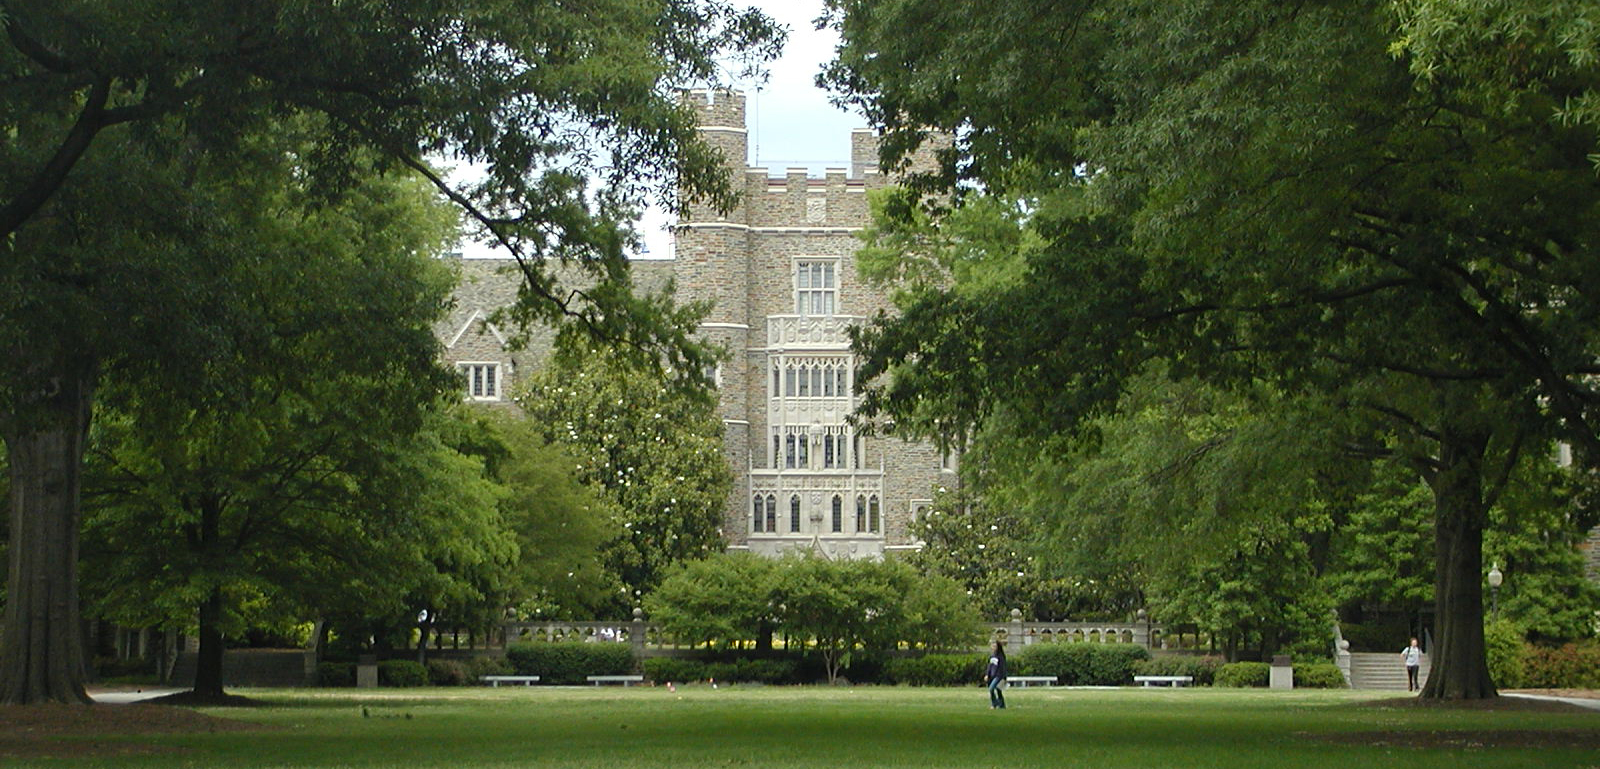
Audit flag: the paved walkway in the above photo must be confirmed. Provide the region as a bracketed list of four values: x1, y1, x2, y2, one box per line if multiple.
[1501, 693, 1600, 712]
[89, 688, 185, 704]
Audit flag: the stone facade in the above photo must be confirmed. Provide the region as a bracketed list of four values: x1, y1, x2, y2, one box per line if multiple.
[672, 89, 952, 559]
[440, 89, 950, 559]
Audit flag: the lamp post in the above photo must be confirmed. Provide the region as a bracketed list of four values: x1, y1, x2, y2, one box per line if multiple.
[1487, 563, 1504, 622]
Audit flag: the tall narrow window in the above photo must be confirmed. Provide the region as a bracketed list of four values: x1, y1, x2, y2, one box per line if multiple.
[790, 495, 802, 532]
[772, 366, 781, 397]
[869, 495, 880, 533]
[785, 435, 797, 469]
[752, 497, 764, 533]
[795, 261, 837, 315]
[836, 367, 848, 397]
[831, 496, 843, 533]
[797, 433, 809, 468]
[798, 365, 810, 397]
[823, 435, 835, 468]
[773, 434, 781, 469]
[765, 495, 777, 533]
[460, 363, 500, 400]
[811, 367, 823, 396]
[785, 365, 796, 396]
[823, 366, 835, 397]
[856, 496, 866, 532]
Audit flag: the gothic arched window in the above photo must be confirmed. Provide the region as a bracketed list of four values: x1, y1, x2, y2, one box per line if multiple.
[790, 495, 802, 532]
[831, 496, 843, 533]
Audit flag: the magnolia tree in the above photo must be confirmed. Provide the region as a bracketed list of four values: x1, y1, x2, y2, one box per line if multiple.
[646, 553, 984, 684]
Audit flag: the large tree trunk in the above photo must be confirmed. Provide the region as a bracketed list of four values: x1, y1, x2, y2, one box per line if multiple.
[0, 355, 97, 704]
[1419, 428, 1497, 700]
[192, 587, 227, 697]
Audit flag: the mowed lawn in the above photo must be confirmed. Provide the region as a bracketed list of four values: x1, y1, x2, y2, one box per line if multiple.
[25, 686, 1600, 769]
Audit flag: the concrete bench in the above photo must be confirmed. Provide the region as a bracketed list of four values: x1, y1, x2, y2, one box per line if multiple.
[587, 675, 645, 686]
[1133, 675, 1193, 687]
[1005, 676, 1059, 688]
[481, 675, 541, 686]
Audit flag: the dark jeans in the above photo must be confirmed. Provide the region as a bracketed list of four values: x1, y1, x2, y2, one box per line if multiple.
[1407, 665, 1419, 691]
[988, 677, 1006, 708]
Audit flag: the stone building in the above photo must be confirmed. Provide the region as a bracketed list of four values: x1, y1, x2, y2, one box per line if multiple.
[439, 89, 950, 559]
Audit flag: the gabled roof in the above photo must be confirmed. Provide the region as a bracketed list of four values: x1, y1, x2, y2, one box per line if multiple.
[445, 308, 509, 350]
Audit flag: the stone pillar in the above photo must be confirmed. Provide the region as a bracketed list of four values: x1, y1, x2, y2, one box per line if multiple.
[356, 654, 378, 689]
[1134, 609, 1150, 648]
[1270, 655, 1293, 690]
[1006, 609, 1024, 656]
[631, 608, 646, 667]
[304, 618, 325, 687]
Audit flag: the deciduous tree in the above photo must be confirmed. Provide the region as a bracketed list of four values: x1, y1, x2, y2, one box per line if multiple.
[824, 0, 1600, 699]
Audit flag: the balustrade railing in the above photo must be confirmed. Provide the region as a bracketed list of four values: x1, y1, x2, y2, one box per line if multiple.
[497, 615, 1167, 657]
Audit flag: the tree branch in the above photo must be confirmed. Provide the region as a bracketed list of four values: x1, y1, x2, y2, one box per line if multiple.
[0, 76, 110, 238]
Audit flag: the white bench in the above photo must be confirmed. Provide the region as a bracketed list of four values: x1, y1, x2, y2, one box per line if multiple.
[1005, 676, 1059, 688]
[481, 675, 541, 686]
[1133, 675, 1193, 687]
[587, 675, 644, 686]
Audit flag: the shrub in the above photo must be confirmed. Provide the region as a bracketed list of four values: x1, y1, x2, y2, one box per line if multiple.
[1484, 620, 1527, 689]
[379, 660, 429, 687]
[427, 659, 472, 686]
[734, 658, 800, 684]
[1522, 642, 1600, 689]
[466, 654, 512, 679]
[1215, 662, 1270, 687]
[317, 662, 355, 687]
[1133, 656, 1222, 687]
[704, 661, 739, 683]
[643, 657, 707, 684]
[886, 654, 986, 686]
[506, 642, 634, 684]
[1016, 643, 1151, 686]
[1292, 662, 1346, 689]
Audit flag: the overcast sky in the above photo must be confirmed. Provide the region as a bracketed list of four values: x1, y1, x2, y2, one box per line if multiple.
[460, 0, 862, 259]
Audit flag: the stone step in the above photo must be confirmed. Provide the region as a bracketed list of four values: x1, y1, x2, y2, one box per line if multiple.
[1347, 652, 1429, 690]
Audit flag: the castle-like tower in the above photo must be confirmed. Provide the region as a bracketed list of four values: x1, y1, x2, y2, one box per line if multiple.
[674, 89, 949, 558]
[439, 89, 950, 559]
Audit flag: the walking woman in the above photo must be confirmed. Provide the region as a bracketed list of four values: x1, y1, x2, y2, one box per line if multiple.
[985, 641, 1008, 709]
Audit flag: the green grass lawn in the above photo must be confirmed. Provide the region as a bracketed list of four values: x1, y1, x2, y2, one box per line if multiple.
[23, 686, 1600, 768]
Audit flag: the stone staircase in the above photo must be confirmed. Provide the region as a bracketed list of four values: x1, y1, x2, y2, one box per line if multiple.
[1347, 651, 1429, 691]
[169, 648, 307, 688]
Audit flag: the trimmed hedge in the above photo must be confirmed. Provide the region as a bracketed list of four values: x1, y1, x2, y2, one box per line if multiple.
[642, 657, 804, 685]
[467, 654, 513, 679]
[1292, 662, 1346, 689]
[379, 660, 429, 687]
[507, 642, 635, 684]
[885, 654, 985, 686]
[644, 657, 707, 684]
[317, 662, 355, 687]
[1214, 662, 1270, 688]
[1132, 656, 1222, 687]
[1523, 642, 1600, 689]
[1015, 643, 1151, 686]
